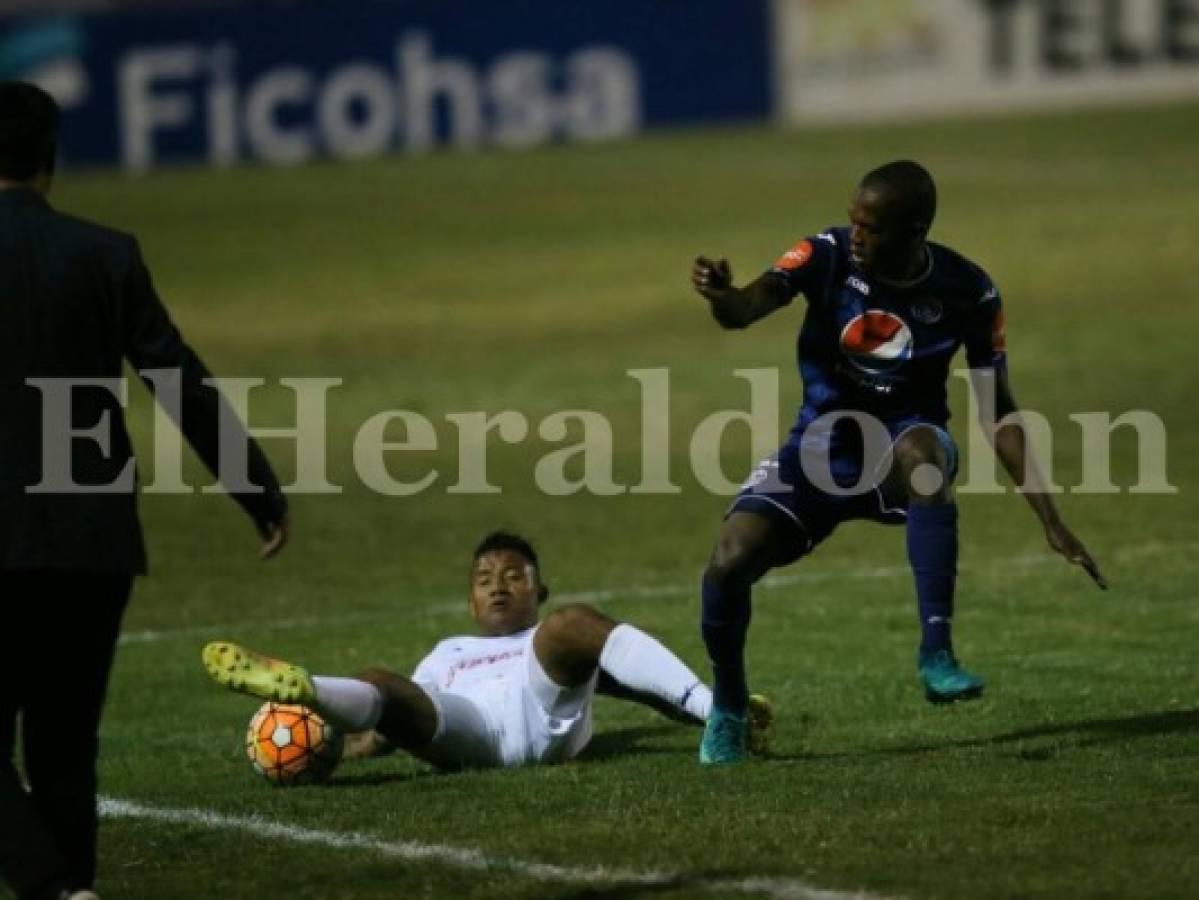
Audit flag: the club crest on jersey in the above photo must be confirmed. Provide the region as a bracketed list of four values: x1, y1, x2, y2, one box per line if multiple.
[839, 310, 913, 374]
[910, 299, 943, 324]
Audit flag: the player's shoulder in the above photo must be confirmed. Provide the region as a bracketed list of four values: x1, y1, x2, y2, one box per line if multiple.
[771, 225, 846, 275]
[809, 225, 848, 257]
[928, 241, 998, 306]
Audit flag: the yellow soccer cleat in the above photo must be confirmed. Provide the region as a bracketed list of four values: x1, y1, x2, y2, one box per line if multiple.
[202, 641, 316, 705]
[747, 693, 774, 756]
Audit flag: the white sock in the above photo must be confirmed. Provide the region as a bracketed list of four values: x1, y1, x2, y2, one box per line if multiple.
[311, 676, 385, 732]
[599, 624, 713, 722]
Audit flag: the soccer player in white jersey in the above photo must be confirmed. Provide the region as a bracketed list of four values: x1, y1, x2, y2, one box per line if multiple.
[203, 531, 769, 770]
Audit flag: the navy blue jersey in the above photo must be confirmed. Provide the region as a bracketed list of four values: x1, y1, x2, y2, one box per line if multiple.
[766, 226, 1006, 438]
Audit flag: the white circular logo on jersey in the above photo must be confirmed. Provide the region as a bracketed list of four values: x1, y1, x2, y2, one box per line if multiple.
[839, 310, 913, 374]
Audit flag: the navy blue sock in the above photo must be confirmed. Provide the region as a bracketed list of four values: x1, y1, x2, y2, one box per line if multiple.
[906, 502, 958, 656]
[700, 574, 752, 713]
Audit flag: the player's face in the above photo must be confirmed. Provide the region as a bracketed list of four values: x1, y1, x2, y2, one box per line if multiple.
[848, 187, 923, 279]
[469, 549, 542, 637]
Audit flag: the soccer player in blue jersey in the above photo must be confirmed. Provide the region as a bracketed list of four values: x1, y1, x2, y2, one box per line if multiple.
[690, 160, 1106, 765]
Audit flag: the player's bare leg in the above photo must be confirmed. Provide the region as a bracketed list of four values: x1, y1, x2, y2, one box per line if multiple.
[349, 667, 438, 758]
[700, 511, 794, 764]
[886, 425, 984, 703]
[532, 602, 617, 687]
[532, 603, 766, 747]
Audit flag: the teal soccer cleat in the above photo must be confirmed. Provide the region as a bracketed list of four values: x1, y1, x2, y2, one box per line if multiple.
[919, 648, 985, 704]
[699, 706, 749, 765]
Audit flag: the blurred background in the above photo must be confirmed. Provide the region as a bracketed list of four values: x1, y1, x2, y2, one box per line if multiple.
[3, 0, 1197, 170]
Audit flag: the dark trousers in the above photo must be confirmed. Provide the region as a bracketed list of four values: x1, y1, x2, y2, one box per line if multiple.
[0, 571, 132, 899]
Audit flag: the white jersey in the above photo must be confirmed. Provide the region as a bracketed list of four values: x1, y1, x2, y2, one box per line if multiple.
[411, 627, 535, 696]
[407, 625, 595, 769]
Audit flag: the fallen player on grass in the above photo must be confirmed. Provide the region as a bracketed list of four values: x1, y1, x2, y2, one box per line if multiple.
[204, 531, 770, 769]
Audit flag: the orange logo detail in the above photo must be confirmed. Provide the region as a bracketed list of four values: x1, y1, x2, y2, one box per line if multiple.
[774, 239, 813, 271]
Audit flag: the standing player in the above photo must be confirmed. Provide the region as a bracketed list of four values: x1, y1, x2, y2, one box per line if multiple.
[205, 532, 770, 770]
[690, 160, 1105, 764]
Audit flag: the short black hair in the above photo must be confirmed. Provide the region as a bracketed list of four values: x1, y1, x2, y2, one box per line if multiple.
[859, 159, 937, 232]
[0, 81, 59, 181]
[472, 530, 540, 571]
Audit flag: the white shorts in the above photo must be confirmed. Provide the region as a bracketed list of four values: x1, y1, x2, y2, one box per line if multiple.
[414, 630, 595, 770]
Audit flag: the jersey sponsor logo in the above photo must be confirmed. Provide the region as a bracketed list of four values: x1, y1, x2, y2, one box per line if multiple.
[910, 298, 943, 324]
[839, 309, 913, 374]
[774, 239, 814, 271]
[817, 232, 837, 245]
[444, 647, 525, 688]
[847, 275, 871, 295]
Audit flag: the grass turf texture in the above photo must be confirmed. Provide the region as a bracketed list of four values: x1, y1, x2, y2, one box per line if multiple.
[39, 101, 1199, 899]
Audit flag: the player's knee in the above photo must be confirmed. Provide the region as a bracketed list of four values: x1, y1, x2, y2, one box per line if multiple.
[892, 427, 951, 501]
[536, 603, 611, 677]
[540, 602, 608, 645]
[705, 534, 763, 590]
[894, 427, 945, 470]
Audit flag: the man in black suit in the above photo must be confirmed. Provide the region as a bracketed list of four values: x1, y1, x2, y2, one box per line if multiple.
[0, 82, 289, 900]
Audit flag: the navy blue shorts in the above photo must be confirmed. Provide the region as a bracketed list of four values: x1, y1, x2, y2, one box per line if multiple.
[728, 417, 959, 558]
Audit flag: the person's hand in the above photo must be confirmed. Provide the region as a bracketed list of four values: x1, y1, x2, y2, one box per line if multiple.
[343, 730, 396, 759]
[692, 256, 732, 301]
[1045, 519, 1106, 589]
[259, 514, 289, 560]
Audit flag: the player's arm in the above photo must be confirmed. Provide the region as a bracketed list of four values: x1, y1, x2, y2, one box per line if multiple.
[972, 368, 1107, 590]
[692, 256, 790, 329]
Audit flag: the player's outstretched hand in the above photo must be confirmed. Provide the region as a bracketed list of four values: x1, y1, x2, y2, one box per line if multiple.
[1045, 519, 1107, 590]
[692, 256, 732, 301]
[343, 730, 397, 759]
[259, 514, 289, 560]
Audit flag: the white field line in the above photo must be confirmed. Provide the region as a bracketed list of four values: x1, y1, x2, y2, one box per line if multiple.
[117, 539, 1192, 647]
[99, 796, 887, 900]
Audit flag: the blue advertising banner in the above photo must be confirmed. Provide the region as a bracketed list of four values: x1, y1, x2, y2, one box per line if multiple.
[0, 1, 773, 170]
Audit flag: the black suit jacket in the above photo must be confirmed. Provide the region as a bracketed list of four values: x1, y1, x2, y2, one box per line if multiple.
[0, 187, 286, 573]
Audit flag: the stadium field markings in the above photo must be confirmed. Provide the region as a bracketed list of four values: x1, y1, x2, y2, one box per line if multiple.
[99, 796, 889, 900]
[117, 539, 1194, 647]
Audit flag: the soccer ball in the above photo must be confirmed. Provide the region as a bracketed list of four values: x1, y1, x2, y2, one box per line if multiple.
[245, 702, 343, 785]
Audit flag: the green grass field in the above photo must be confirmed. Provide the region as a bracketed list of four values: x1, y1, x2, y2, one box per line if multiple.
[40, 100, 1199, 899]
